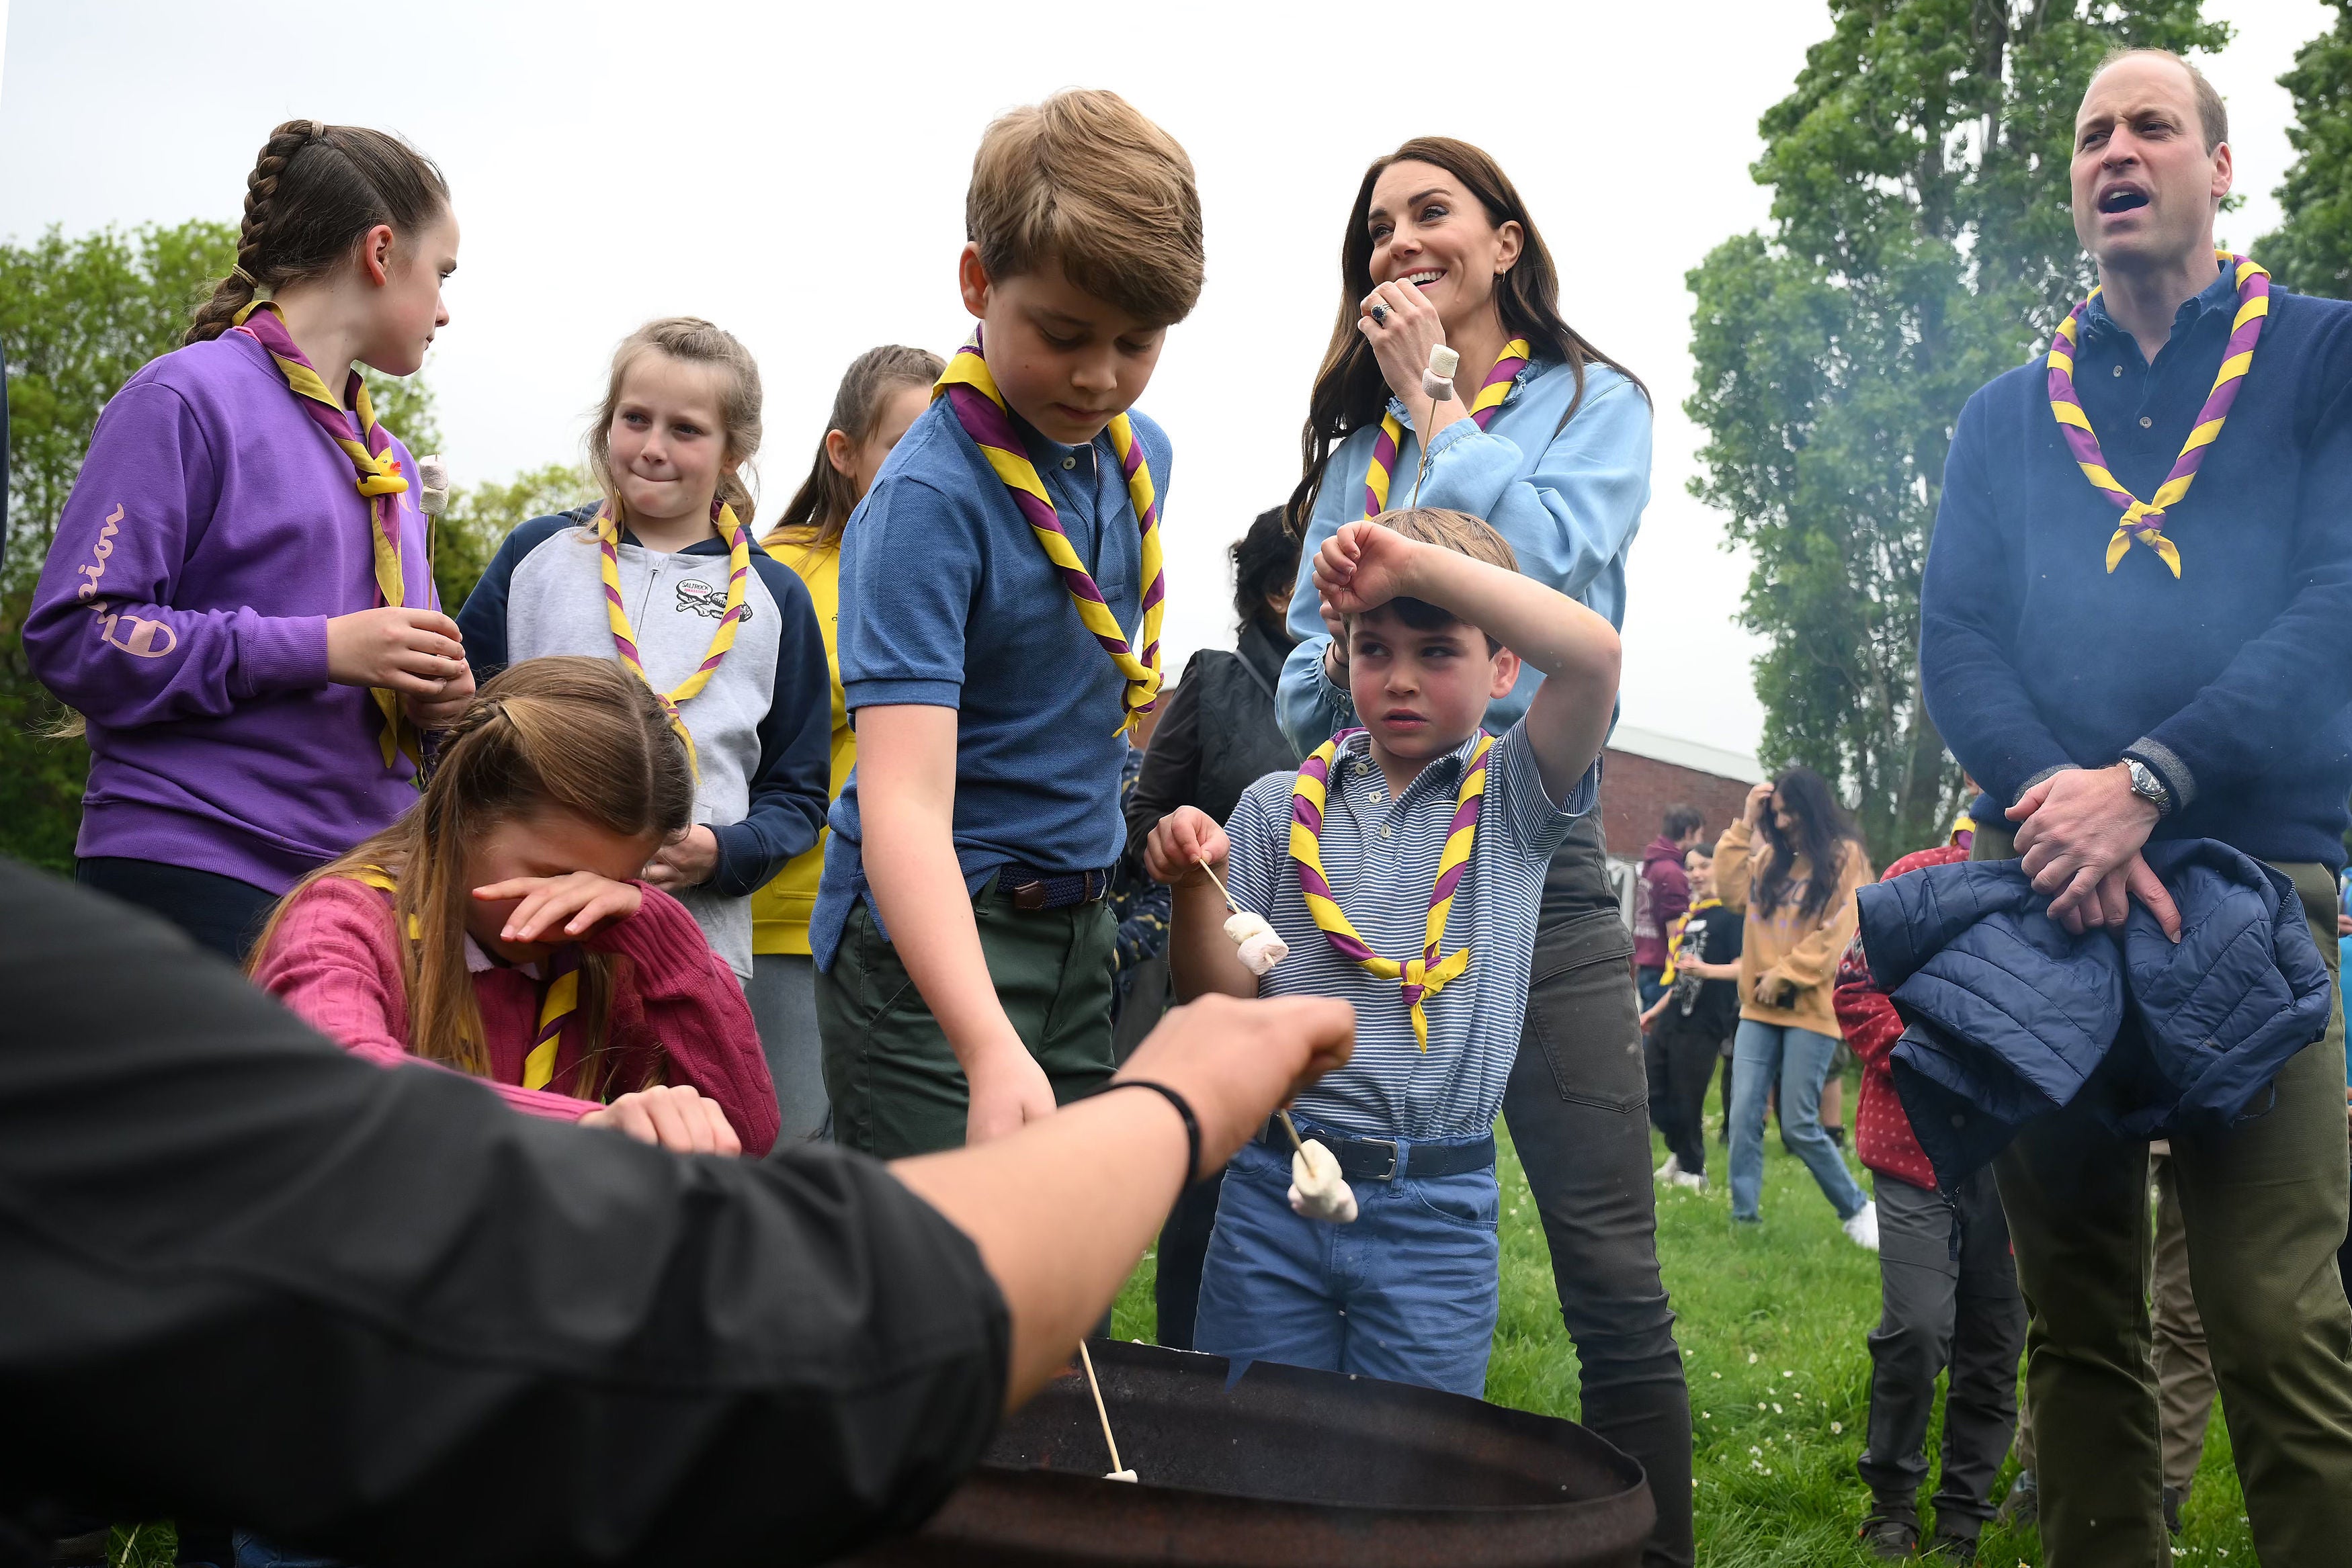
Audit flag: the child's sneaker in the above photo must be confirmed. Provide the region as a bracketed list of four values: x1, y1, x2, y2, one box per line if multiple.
[1671, 1170, 1709, 1193]
[1857, 1516, 1917, 1560]
[1654, 1154, 1681, 1183]
[1842, 1200, 1881, 1251]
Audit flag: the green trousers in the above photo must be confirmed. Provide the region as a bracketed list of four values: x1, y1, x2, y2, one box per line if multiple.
[1976, 822, 2352, 1566]
[815, 874, 1117, 1160]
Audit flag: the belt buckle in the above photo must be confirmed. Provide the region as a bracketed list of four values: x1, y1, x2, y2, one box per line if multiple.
[1362, 1138, 1400, 1182]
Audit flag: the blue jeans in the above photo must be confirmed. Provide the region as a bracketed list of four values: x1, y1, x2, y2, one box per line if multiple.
[1192, 1121, 1501, 1397]
[1729, 1018, 1866, 1223]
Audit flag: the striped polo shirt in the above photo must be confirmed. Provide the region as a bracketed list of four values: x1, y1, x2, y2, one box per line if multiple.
[1222, 724, 1597, 1139]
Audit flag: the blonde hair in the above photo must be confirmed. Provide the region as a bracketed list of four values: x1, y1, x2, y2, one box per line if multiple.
[250, 658, 695, 1094]
[967, 89, 1204, 326]
[1353, 508, 1519, 654]
[2090, 47, 2230, 153]
[764, 343, 944, 553]
[589, 317, 764, 528]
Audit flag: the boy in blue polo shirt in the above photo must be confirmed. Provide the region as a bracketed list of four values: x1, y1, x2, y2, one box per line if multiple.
[1147, 507, 1621, 1394]
[811, 89, 1204, 1159]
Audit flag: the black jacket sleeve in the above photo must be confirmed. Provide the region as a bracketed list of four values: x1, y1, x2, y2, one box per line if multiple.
[709, 554, 833, 898]
[1122, 652, 1206, 877]
[0, 858, 1007, 1568]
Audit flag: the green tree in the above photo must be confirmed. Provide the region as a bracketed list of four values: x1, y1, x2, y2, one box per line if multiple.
[434, 460, 595, 610]
[2256, 0, 2352, 300]
[1685, 0, 2226, 863]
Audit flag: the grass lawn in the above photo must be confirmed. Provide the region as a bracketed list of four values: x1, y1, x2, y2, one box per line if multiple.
[1112, 1091, 2263, 1566]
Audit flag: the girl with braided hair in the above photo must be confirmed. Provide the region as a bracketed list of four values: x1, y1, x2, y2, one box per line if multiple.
[26, 120, 470, 959]
[247, 656, 780, 1156]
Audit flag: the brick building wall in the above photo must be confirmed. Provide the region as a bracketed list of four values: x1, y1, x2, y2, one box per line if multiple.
[1596, 725, 1765, 924]
[1599, 748, 1755, 860]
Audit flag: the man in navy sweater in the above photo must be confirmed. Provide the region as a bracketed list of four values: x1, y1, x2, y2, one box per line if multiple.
[1919, 48, 2352, 1567]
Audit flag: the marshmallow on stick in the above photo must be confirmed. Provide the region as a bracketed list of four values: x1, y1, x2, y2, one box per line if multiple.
[1223, 911, 1290, 976]
[1421, 343, 1460, 402]
[1288, 1137, 1360, 1224]
[415, 454, 450, 518]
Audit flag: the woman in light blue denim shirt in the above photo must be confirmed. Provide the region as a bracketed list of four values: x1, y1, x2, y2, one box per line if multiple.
[1263, 137, 1693, 1568]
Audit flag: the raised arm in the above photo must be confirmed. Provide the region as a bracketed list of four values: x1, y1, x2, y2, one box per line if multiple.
[1311, 522, 1622, 801]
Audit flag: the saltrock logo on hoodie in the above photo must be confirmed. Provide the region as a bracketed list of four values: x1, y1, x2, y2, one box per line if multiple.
[676, 579, 749, 622]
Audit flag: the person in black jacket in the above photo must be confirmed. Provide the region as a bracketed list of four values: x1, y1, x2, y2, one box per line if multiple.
[1639, 843, 1740, 1190]
[1122, 505, 1302, 1351]
[0, 858, 1354, 1568]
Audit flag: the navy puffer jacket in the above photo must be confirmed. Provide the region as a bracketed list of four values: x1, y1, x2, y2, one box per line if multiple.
[1856, 840, 2332, 1189]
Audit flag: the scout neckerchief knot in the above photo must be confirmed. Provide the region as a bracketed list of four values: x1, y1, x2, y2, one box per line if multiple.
[1361, 338, 1531, 518]
[589, 499, 753, 776]
[1290, 728, 1495, 1051]
[2048, 251, 2269, 578]
[933, 330, 1166, 735]
[231, 299, 419, 771]
[347, 865, 582, 1091]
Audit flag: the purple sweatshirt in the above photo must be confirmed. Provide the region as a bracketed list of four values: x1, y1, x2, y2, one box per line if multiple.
[25, 331, 436, 894]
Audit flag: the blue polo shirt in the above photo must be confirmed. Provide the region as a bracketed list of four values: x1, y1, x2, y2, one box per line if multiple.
[809, 394, 1173, 967]
[1921, 265, 2352, 871]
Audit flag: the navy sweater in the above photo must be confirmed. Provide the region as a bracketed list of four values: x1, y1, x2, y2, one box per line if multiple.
[1921, 270, 2352, 871]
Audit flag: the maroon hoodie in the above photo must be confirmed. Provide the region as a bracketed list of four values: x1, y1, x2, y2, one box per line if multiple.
[1632, 834, 1691, 969]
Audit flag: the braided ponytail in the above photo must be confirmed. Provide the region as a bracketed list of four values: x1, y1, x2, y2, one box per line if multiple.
[187, 119, 449, 345]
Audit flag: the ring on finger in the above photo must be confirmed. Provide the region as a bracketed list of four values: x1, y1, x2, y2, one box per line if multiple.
[1369, 303, 1390, 325]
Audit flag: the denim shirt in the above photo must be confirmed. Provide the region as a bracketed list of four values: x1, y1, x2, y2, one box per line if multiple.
[1275, 356, 1652, 753]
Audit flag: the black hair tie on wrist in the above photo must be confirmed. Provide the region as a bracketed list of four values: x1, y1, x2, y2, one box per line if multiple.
[1097, 1078, 1202, 1185]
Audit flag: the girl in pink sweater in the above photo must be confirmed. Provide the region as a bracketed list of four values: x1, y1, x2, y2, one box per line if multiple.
[250, 656, 779, 1155]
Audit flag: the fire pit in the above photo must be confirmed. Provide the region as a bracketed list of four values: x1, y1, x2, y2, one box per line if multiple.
[841, 1339, 1654, 1567]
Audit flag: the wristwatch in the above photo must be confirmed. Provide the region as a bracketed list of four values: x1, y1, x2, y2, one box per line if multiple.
[2123, 758, 2174, 818]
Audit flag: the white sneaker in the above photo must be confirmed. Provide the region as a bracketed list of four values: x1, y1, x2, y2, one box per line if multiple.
[1672, 1170, 1709, 1194]
[1842, 1200, 1880, 1252]
[1654, 1154, 1681, 1183]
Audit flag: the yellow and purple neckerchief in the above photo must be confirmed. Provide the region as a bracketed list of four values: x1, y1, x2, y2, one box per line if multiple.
[347, 865, 580, 1091]
[589, 499, 752, 773]
[2048, 251, 2269, 578]
[231, 300, 419, 771]
[1361, 338, 1531, 517]
[1658, 898, 1722, 988]
[1290, 728, 1494, 1051]
[933, 329, 1167, 735]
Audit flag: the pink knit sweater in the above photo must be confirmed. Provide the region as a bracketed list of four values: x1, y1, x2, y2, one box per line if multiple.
[251, 876, 780, 1155]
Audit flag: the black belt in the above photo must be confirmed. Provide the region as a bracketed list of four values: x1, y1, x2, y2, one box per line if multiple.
[1259, 1121, 1496, 1182]
[995, 863, 1114, 912]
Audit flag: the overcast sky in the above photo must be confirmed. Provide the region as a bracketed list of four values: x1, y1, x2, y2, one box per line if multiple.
[0, 1, 2330, 756]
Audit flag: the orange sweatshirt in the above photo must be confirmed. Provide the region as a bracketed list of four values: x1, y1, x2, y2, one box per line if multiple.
[1712, 817, 1873, 1036]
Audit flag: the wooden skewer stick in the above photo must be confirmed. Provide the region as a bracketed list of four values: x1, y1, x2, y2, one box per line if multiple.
[1196, 856, 1241, 915]
[1077, 1340, 1130, 1479]
[1277, 1110, 1309, 1156]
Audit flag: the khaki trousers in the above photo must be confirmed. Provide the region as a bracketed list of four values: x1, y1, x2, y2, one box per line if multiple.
[1976, 822, 2352, 1567]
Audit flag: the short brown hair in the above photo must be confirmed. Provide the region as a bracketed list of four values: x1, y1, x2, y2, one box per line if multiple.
[2091, 47, 2229, 153]
[966, 89, 1204, 326]
[1356, 508, 1517, 654]
[589, 317, 764, 527]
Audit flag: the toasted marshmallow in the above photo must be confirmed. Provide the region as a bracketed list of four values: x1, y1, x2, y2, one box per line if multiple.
[1421, 370, 1457, 402]
[1288, 1138, 1359, 1223]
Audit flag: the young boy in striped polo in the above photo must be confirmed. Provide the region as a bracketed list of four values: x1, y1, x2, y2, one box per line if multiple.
[1146, 507, 1621, 1395]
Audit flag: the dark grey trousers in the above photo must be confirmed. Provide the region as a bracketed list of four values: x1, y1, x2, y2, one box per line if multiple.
[1859, 1168, 2026, 1536]
[1503, 815, 1695, 1568]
